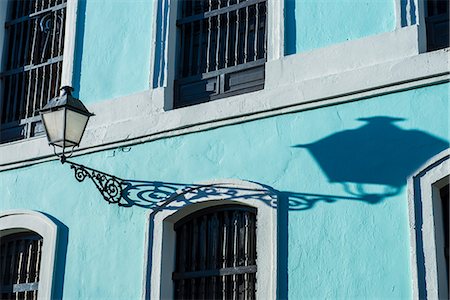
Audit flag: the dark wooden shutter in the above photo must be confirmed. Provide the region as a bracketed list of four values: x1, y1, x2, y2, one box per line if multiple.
[426, 0, 449, 51]
[173, 205, 257, 299]
[0, 232, 43, 299]
[174, 0, 267, 108]
[0, 0, 67, 143]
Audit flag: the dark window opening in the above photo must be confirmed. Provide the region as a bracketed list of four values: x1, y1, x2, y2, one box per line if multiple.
[0, 0, 67, 143]
[426, 0, 449, 51]
[440, 183, 449, 293]
[0, 232, 43, 300]
[173, 205, 257, 299]
[174, 0, 267, 108]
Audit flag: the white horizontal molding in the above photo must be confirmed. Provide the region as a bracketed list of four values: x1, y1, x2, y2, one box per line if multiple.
[266, 25, 421, 88]
[0, 27, 448, 170]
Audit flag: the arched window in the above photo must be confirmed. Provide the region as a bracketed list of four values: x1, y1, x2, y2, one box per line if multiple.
[408, 149, 449, 299]
[173, 205, 257, 299]
[145, 179, 277, 300]
[0, 210, 61, 300]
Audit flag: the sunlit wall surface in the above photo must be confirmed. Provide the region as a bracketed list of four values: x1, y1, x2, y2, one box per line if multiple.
[1, 83, 448, 299]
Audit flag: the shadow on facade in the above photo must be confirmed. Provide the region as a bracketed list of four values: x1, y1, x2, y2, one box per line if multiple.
[293, 116, 449, 208]
[94, 117, 447, 212]
[284, 0, 297, 55]
[76, 115, 446, 299]
[72, 0, 87, 97]
[71, 116, 449, 211]
[41, 213, 68, 300]
[152, 0, 168, 88]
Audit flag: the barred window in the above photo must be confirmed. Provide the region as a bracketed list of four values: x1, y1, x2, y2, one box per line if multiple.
[426, 0, 449, 51]
[174, 0, 267, 108]
[0, 0, 67, 143]
[173, 205, 257, 299]
[0, 232, 43, 299]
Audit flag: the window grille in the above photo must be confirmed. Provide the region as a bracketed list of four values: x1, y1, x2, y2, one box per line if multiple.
[173, 205, 257, 299]
[174, 0, 267, 108]
[0, 0, 67, 143]
[0, 233, 43, 300]
[426, 0, 449, 51]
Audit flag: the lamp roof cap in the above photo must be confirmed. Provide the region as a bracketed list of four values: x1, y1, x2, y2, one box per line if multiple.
[40, 86, 94, 116]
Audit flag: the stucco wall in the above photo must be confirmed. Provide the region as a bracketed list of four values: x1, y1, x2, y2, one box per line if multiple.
[1, 83, 448, 299]
[285, 0, 396, 54]
[73, 0, 153, 104]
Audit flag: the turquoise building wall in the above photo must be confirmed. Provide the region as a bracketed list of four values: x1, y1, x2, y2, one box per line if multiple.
[1, 83, 448, 299]
[73, 0, 153, 103]
[285, 0, 396, 54]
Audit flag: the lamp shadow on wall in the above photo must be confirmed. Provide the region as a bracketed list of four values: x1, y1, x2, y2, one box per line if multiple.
[291, 115, 449, 210]
[81, 116, 448, 212]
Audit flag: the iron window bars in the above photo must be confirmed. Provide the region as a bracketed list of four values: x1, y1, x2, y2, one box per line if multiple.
[426, 0, 449, 51]
[0, 233, 43, 300]
[174, 0, 267, 108]
[173, 205, 257, 299]
[0, 0, 67, 143]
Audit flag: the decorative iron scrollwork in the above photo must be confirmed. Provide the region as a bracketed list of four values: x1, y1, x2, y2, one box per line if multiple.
[68, 161, 127, 206]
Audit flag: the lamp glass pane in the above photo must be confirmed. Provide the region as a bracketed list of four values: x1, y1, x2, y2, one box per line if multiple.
[41, 109, 65, 146]
[65, 109, 89, 146]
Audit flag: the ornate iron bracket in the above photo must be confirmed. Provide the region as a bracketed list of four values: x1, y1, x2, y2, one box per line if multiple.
[64, 160, 128, 206]
[62, 159, 396, 210]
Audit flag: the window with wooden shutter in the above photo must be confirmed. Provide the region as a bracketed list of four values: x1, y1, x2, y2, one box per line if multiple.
[173, 205, 257, 299]
[0, 232, 43, 299]
[0, 0, 67, 143]
[174, 0, 267, 108]
[426, 0, 449, 51]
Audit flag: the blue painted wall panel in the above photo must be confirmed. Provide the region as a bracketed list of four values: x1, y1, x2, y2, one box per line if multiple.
[1, 83, 448, 298]
[285, 0, 396, 54]
[73, 0, 153, 104]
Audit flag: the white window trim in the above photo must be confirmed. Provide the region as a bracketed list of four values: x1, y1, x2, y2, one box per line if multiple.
[0, 210, 61, 300]
[61, 0, 79, 87]
[143, 179, 278, 300]
[408, 148, 450, 300]
[148, 0, 284, 111]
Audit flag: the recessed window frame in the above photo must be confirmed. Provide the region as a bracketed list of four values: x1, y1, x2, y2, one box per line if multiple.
[0, 0, 79, 144]
[143, 179, 278, 299]
[408, 148, 449, 300]
[173, 0, 268, 108]
[0, 210, 61, 300]
[149, 0, 284, 111]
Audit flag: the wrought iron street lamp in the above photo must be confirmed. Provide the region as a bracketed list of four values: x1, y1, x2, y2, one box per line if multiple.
[40, 87, 208, 207]
[39, 87, 277, 208]
[40, 86, 94, 162]
[39, 86, 131, 205]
